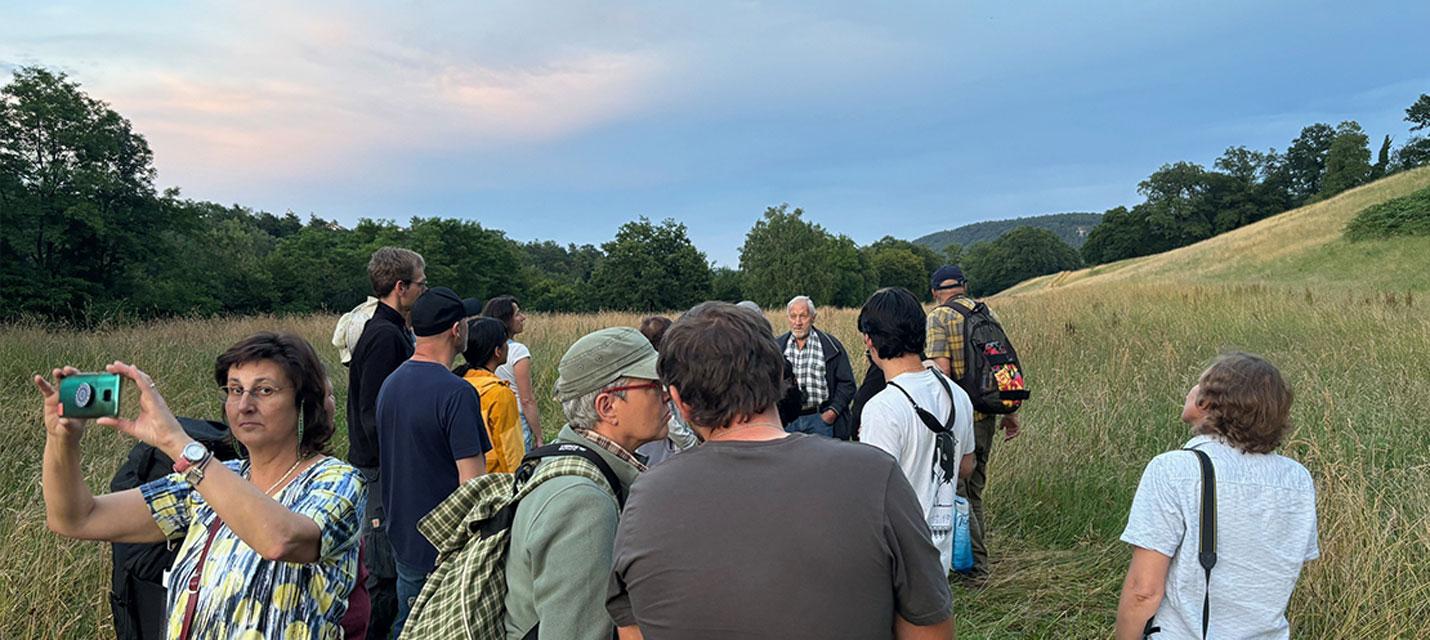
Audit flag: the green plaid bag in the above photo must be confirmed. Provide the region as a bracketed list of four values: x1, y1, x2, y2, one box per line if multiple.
[401, 443, 626, 640]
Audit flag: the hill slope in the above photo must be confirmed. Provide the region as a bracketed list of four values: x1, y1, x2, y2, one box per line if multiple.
[914, 212, 1102, 251]
[1003, 167, 1430, 296]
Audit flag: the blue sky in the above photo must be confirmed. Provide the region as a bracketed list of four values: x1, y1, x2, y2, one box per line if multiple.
[4, 1, 1428, 265]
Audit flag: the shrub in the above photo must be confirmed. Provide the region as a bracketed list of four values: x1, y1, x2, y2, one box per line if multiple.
[1344, 185, 1430, 241]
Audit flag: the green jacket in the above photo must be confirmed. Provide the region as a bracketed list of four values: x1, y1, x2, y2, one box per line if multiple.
[502, 425, 642, 640]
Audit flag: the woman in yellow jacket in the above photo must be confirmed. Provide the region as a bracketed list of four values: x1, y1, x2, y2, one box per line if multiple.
[458, 317, 526, 473]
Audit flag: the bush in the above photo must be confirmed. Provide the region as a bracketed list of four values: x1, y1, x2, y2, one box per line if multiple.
[1344, 185, 1430, 241]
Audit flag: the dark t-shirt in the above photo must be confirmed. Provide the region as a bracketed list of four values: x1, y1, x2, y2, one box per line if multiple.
[347, 302, 414, 470]
[376, 360, 491, 571]
[607, 434, 952, 639]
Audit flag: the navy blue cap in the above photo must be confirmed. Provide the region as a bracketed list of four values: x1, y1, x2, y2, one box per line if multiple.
[411, 287, 483, 337]
[930, 265, 966, 290]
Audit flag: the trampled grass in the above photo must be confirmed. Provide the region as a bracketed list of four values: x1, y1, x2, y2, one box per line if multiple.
[3, 285, 1427, 638]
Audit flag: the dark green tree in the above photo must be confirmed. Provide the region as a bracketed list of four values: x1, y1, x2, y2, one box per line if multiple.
[739, 205, 840, 307]
[589, 217, 711, 311]
[1406, 94, 1430, 131]
[406, 217, 525, 304]
[709, 266, 743, 302]
[1372, 134, 1393, 179]
[1394, 94, 1430, 171]
[0, 66, 166, 319]
[963, 227, 1082, 296]
[1284, 123, 1336, 204]
[1317, 121, 1372, 199]
[863, 236, 938, 301]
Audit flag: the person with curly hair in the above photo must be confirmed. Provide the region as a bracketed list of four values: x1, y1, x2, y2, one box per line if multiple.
[1116, 352, 1319, 639]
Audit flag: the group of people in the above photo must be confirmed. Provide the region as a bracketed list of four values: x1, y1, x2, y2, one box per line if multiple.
[34, 245, 1321, 639]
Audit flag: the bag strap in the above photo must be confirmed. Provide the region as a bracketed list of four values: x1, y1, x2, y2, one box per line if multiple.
[1186, 447, 1217, 640]
[178, 517, 224, 640]
[885, 371, 958, 436]
[516, 442, 627, 509]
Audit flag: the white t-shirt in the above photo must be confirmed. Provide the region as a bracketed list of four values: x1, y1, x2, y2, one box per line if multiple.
[495, 340, 532, 416]
[860, 368, 976, 571]
[1121, 435, 1319, 639]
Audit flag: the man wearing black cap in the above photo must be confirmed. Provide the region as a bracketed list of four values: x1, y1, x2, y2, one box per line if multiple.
[376, 287, 492, 636]
[927, 265, 1021, 581]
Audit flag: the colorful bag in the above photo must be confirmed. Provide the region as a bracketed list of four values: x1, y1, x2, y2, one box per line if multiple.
[942, 300, 1029, 414]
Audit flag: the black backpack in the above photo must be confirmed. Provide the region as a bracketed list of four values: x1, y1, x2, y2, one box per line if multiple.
[108, 418, 240, 640]
[941, 300, 1030, 414]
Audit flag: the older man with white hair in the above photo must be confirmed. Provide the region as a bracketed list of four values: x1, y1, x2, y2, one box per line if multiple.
[776, 295, 857, 439]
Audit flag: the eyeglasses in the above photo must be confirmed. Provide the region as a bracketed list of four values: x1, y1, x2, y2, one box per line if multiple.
[603, 381, 666, 396]
[219, 385, 287, 402]
[404, 279, 429, 291]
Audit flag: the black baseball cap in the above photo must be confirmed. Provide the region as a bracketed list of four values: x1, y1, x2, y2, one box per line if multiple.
[411, 287, 483, 337]
[930, 265, 966, 290]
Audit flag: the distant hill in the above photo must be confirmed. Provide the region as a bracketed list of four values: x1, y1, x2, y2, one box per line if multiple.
[914, 212, 1103, 252]
[1003, 166, 1430, 296]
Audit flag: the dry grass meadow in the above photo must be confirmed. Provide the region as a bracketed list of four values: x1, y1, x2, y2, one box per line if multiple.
[3, 169, 1430, 638]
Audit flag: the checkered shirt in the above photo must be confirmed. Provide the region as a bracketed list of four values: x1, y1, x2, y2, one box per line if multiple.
[926, 296, 1000, 420]
[785, 329, 829, 410]
[572, 426, 648, 473]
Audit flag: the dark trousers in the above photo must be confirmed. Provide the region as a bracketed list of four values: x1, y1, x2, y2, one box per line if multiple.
[956, 415, 996, 576]
[358, 465, 399, 639]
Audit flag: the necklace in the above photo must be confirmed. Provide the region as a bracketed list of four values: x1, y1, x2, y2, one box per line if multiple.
[256, 454, 310, 496]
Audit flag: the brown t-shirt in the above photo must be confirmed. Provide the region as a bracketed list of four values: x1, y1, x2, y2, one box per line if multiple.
[607, 434, 952, 639]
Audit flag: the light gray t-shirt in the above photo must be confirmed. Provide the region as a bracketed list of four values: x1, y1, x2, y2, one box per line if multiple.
[608, 434, 952, 639]
[1121, 435, 1319, 639]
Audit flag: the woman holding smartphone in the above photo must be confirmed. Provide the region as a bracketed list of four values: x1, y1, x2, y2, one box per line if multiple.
[36, 332, 365, 640]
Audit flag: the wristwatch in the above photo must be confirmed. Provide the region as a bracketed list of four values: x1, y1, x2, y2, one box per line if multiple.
[173, 442, 213, 486]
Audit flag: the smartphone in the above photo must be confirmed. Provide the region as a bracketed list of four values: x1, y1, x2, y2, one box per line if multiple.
[59, 373, 123, 419]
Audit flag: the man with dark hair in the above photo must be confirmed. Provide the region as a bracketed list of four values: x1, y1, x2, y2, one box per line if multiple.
[345, 246, 426, 636]
[777, 295, 857, 439]
[858, 287, 976, 573]
[608, 302, 954, 640]
[376, 287, 490, 637]
[926, 264, 1021, 580]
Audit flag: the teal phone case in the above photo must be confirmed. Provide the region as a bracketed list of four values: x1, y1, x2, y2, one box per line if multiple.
[59, 373, 123, 419]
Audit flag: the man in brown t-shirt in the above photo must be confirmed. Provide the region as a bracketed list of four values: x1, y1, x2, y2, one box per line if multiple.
[607, 302, 953, 640]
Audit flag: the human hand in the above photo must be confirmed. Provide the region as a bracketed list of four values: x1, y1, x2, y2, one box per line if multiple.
[94, 361, 191, 459]
[34, 367, 89, 441]
[821, 409, 837, 425]
[1001, 413, 1021, 441]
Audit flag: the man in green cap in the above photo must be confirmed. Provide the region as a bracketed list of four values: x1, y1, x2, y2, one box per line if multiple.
[502, 327, 670, 640]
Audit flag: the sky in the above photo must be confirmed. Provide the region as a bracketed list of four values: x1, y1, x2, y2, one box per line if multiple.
[4, 1, 1428, 265]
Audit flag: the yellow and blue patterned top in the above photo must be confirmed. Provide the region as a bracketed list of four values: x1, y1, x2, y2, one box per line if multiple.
[140, 456, 366, 640]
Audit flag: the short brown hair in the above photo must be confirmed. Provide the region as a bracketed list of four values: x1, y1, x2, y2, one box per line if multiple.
[659, 302, 785, 429]
[638, 316, 672, 350]
[1195, 351, 1293, 454]
[368, 247, 425, 297]
[214, 332, 334, 456]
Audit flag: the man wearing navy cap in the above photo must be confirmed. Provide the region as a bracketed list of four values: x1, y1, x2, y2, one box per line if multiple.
[376, 286, 492, 636]
[926, 265, 1020, 582]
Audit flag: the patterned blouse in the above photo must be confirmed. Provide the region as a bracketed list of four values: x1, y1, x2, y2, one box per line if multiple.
[139, 456, 366, 640]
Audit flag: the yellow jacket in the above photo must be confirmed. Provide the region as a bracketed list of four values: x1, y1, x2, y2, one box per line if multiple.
[463, 368, 526, 474]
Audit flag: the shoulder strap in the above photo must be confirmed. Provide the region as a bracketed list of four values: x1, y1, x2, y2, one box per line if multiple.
[178, 517, 223, 640]
[1185, 448, 1217, 640]
[885, 371, 957, 435]
[517, 442, 627, 509]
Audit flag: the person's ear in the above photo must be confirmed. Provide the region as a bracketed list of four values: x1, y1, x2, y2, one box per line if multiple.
[595, 391, 620, 422]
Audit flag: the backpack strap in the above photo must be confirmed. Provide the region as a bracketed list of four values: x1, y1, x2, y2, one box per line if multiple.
[517, 442, 627, 509]
[885, 374, 957, 435]
[1185, 447, 1217, 640]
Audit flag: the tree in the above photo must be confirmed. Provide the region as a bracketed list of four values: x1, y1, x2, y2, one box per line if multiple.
[1080, 205, 1169, 265]
[963, 227, 1082, 296]
[0, 66, 166, 319]
[709, 266, 743, 302]
[1406, 94, 1430, 131]
[1372, 135, 1393, 179]
[739, 205, 841, 307]
[1139, 162, 1218, 245]
[406, 217, 525, 305]
[1394, 95, 1430, 172]
[863, 236, 938, 301]
[1317, 121, 1372, 199]
[589, 217, 711, 311]
[1283, 123, 1336, 204]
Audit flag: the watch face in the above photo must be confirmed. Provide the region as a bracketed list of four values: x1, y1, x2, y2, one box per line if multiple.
[182, 442, 208, 462]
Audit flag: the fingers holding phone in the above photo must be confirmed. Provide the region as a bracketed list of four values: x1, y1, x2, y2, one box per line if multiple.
[95, 361, 186, 455]
[34, 366, 93, 439]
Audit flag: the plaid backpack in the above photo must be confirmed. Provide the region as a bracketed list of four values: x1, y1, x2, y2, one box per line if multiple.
[401, 442, 625, 640]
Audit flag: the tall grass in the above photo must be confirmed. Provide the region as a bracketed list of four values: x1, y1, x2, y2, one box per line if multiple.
[2, 283, 1427, 637]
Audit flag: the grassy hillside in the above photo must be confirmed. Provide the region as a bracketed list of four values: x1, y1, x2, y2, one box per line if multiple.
[1005, 167, 1430, 295]
[915, 212, 1103, 251]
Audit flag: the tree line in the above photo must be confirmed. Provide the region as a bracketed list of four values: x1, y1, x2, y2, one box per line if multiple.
[4, 65, 1424, 321]
[1081, 97, 1430, 265]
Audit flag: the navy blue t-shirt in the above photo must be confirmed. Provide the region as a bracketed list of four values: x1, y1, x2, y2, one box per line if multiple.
[376, 360, 492, 571]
